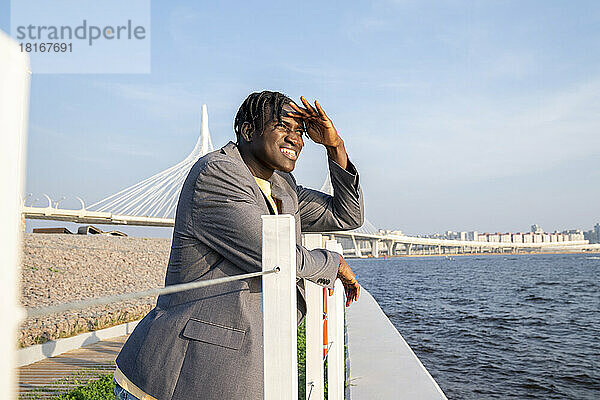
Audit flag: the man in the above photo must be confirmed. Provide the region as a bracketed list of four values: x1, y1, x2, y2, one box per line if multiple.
[114, 91, 363, 400]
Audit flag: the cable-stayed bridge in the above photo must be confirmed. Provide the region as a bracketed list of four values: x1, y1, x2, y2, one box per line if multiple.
[22, 105, 215, 227]
[22, 106, 598, 256]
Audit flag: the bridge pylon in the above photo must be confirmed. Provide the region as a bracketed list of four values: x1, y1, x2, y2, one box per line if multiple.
[87, 104, 214, 219]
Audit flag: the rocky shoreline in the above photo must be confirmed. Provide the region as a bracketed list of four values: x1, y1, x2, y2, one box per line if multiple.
[20, 233, 171, 348]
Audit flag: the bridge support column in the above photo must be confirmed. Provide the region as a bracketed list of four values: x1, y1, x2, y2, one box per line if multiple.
[437, 246, 442, 255]
[405, 243, 412, 255]
[386, 240, 394, 256]
[351, 235, 362, 258]
[371, 240, 379, 258]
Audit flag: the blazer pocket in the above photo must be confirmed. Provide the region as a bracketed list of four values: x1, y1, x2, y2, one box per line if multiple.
[181, 318, 246, 350]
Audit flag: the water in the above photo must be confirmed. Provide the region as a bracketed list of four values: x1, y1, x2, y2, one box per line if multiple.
[347, 253, 600, 399]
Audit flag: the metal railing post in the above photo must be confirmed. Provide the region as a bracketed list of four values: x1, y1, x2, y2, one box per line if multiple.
[325, 239, 345, 400]
[303, 233, 325, 400]
[262, 215, 298, 400]
[0, 31, 30, 400]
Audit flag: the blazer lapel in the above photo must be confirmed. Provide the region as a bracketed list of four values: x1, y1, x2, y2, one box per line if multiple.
[220, 142, 273, 215]
[269, 174, 295, 215]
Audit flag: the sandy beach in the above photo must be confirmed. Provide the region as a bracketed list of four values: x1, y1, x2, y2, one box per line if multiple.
[19, 233, 170, 347]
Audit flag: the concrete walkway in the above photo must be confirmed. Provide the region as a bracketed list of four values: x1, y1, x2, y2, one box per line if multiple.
[18, 335, 126, 399]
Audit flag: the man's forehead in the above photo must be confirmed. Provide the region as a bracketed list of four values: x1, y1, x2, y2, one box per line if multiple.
[281, 102, 295, 114]
[280, 115, 303, 128]
[273, 102, 303, 126]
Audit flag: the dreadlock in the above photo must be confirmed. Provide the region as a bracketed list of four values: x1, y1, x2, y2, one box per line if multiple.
[234, 91, 292, 144]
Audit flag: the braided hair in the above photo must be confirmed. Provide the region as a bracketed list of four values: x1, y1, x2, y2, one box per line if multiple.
[234, 91, 292, 144]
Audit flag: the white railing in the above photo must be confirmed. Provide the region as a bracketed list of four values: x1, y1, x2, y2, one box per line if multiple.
[16, 216, 344, 399]
[262, 215, 300, 399]
[263, 217, 346, 400]
[10, 218, 347, 400]
[325, 240, 345, 400]
[7, 220, 345, 400]
[14, 217, 345, 400]
[304, 234, 326, 400]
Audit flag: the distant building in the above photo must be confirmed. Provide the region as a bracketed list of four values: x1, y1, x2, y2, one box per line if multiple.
[468, 231, 478, 241]
[444, 231, 458, 240]
[428, 233, 444, 239]
[584, 230, 598, 244]
[585, 223, 600, 244]
[488, 233, 500, 242]
[380, 229, 403, 236]
[531, 224, 543, 233]
[563, 229, 584, 242]
[427, 226, 591, 244]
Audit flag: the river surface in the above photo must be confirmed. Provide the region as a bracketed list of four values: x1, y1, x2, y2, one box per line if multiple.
[347, 253, 600, 399]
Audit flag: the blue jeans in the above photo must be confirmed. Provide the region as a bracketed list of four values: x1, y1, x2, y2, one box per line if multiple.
[114, 379, 141, 400]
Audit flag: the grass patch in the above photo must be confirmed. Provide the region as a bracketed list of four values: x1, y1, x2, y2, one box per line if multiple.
[298, 321, 333, 399]
[51, 374, 115, 400]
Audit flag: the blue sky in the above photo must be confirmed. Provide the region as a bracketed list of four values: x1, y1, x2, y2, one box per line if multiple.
[3, 0, 600, 236]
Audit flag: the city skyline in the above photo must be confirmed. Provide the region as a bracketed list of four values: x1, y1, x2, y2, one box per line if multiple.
[386, 222, 599, 241]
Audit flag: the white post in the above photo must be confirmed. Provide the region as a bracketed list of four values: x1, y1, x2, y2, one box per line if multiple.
[0, 31, 30, 400]
[262, 215, 298, 400]
[371, 239, 379, 258]
[303, 233, 325, 400]
[351, 235, 362, 258]
[325, 240, 345, 400]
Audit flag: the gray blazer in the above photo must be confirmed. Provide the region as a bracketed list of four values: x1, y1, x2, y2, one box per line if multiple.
[116, 142, 363, 400]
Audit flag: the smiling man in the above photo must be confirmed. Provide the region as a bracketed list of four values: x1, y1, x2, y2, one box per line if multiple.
[114, 90, 363, 400]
